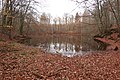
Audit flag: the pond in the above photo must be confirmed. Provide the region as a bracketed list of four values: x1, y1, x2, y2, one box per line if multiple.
[29, 34, 98, 57]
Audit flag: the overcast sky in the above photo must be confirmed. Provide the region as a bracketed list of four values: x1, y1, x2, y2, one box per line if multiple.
[36, 0, 85, 18]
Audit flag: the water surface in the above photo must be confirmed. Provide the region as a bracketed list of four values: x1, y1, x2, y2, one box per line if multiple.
[30, 35, 98, 57]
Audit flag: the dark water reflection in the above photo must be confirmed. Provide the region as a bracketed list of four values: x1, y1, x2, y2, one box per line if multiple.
[30, 35, 98, 57]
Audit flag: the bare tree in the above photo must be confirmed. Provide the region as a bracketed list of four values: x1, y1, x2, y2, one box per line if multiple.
[73, 0, 120, 34]
[18, 0, 39, 35]
[1, 0, 16, 39]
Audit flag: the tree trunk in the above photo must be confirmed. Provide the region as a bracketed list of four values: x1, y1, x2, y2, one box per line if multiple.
[19, 13, 24, 35]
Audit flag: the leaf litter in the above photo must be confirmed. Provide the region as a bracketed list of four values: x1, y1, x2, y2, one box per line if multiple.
[0, 41, 120, 80]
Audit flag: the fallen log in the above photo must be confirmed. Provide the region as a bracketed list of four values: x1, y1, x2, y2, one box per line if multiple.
[95, 37, 119, 51]
[94, 25, 120, 51]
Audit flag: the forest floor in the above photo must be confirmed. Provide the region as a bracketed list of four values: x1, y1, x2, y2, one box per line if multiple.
[0, 34, 120, 80]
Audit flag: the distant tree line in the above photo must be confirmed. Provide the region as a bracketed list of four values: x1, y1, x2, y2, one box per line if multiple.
[39, 12, 81, 33]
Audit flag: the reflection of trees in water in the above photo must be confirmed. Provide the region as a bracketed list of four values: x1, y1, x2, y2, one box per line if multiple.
[30, 35, 98, 52]
[75, 45, 81, 52]
[65, 42, 68, 51]
[59, 43, 61, 50]
[81, 34, 98, 51]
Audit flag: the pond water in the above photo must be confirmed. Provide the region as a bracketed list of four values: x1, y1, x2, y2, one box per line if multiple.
[29, 35, 98, 57]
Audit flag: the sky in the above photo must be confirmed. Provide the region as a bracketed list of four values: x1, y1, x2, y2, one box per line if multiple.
[36, 0, 85, 18]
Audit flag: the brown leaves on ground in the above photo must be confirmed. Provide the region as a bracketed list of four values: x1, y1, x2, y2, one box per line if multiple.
[0, 41, 120, 80]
